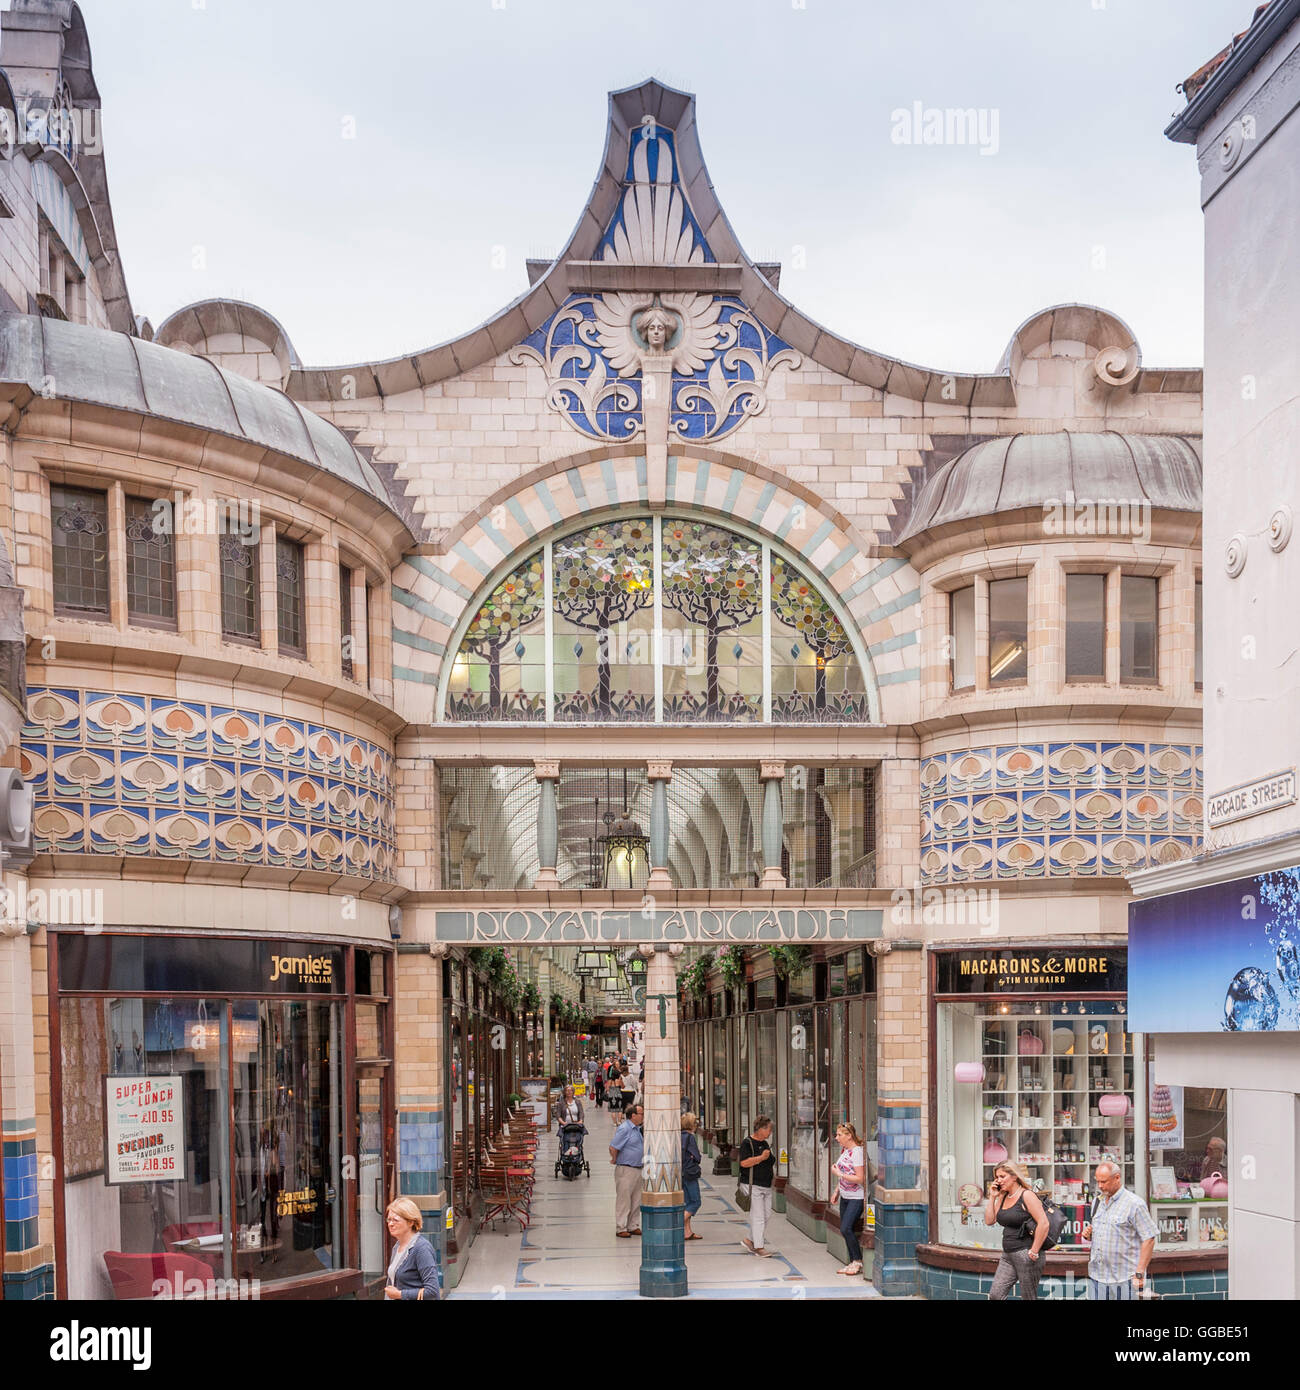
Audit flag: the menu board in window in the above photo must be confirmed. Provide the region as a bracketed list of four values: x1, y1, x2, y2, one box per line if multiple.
[104, 1075, 185, 1184]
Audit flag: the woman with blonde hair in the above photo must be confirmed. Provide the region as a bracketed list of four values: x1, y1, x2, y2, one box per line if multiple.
[984, 1161, 1048, 1300]
[383, 1198, 441, 1301]
[833, 1122, 867, 1275]
[680, 1112, 703, 1240]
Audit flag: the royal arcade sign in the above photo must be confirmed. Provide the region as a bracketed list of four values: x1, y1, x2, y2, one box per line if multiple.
[435, 907, 882, 945]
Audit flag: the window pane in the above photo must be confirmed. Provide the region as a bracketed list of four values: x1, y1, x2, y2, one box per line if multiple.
[275, 538, 305, 654]
[232, 999, 344, 1284]
[787, 1005, 816, 1195]
[1194, 581, 1203, 688]
[988, 577, 1028, 683]
[1065, 574, 1105, 680]
[60, 996, 232, 1297]
[220, 532, 259, 641]
[770, 551, 866, 721]
[950, 585, 975, 689]
[553, 519, 654, 721]
[125, 496, 176, 625]
[339, 565, 354, 679]
[662, 520, 762, 722]
[1121, 575, 1159, 682]
[52, 485, 108, 615]
[1146, 1040, 1228, 1248]
[709, 1019, 728, 1133]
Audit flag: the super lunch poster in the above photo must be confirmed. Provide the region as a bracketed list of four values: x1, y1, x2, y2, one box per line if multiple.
[1128, 866, 1300, 1032]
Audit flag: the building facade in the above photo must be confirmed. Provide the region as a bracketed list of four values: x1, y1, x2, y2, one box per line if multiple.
[1129, 0, 1300, 1304]
[0, 0, 1220, 1300]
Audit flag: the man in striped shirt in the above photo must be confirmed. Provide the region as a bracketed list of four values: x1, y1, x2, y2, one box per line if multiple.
[1082, 1160, 1157, 1299]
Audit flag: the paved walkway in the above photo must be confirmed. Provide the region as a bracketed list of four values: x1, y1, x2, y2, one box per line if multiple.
[452, 1104, 881, 1300]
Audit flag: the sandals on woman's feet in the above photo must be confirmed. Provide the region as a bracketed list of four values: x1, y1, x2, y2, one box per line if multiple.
[836, 1262, 863, 1276]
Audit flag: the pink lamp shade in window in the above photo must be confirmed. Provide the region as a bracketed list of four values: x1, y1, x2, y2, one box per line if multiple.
[954, 1062, 985, 1084]
[983, 1140, 1009, 1165]
[1098, 1093, 1130, 1117]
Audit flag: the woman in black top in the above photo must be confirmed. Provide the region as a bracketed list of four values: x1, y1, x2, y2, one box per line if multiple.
[984, 1161, 1048, 1300]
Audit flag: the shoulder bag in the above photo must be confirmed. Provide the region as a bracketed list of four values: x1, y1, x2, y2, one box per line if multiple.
[734, 1140, 754, 1212]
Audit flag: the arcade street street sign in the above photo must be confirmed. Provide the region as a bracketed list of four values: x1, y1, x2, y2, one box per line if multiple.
[434, 907, 882, 945]
[1206, 768, 1297, 828]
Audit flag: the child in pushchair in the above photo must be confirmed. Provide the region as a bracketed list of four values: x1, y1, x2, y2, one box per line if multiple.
[554, 1122, 590, 1180]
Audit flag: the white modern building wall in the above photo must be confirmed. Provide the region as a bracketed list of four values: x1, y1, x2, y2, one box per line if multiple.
[1133, 0, 1300, 1303]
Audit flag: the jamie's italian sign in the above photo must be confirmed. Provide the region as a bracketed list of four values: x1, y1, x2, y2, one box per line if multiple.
[936, 949, 1126, 994]
[104, 1075, 185, 1185]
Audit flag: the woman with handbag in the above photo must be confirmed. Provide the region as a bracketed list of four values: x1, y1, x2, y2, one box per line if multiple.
[984, 1161, 1049, 1300]
[737, 1117, 776, 1256]
[680, 1112, 703, 1240]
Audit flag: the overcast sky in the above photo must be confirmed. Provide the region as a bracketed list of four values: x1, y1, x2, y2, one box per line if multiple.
[73, 0, 1250, 373]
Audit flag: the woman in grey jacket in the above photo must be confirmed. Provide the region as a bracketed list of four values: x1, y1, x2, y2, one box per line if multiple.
[384, 1198, 441, 1301]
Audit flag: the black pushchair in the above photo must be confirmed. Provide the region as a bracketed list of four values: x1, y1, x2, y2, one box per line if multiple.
[554, 1122, 590, 1180]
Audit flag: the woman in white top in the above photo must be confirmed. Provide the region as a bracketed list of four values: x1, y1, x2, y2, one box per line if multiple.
[833, 1122, 867, 1276]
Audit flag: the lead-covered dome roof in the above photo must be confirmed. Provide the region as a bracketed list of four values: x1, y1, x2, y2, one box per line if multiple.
[896, 431, 1202, 543]
[0, 313, 402, 518]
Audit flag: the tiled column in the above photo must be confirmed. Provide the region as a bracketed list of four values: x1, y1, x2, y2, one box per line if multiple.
[646, 760, 672, 891]
[872, 942, 928, 1297]
[1, 861, 52, 1298]
[395, 940, 447, 1292]
[639, 943, 686, 1297]
[759, 760, 786, 888]
[533, 760, 561, 889]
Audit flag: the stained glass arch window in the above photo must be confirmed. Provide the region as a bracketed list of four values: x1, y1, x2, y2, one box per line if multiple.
[441, 513, 874, 723]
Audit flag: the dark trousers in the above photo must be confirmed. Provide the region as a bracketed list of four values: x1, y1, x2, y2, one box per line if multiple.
[839, 1198, 864, 1263]
[989, 1250, 1041, 1300]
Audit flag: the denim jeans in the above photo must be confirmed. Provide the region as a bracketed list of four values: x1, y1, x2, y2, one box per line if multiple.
[1089, 1277, 1136, 1300]
[683, 1178, 701, 1216]
[839, 1198, 864, 1264]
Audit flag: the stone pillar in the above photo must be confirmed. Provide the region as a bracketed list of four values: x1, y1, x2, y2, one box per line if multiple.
[639, 943, 686, 1297]
[759, 760, 786, 888]
[533, 760, 561, 889]
[394, 939, 449, 1289]
[870, 941, 929, 1297]
[646, 760, 672, 891]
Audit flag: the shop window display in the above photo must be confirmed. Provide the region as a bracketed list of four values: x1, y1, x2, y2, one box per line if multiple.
[937, 1000, 1136, 1249]
[1146, 1041, 1228, 1249]
[60, 995, 343, 1296]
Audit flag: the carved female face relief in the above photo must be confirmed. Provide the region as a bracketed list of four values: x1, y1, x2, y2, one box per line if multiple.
[636, 306, 675, 352]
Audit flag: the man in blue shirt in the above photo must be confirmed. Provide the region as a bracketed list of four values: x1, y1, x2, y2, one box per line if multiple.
[1082, 1161, 1157, 1299]
[609, 1103, 644, 1237]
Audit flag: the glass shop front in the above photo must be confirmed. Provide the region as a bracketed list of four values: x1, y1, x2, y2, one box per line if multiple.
[932, 944, 1227, 1263]
[53, 931, 393, 1300]
[681, 948, 877, 1229]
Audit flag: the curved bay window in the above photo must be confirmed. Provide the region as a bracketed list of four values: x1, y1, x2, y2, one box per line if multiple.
[442, 513, 871, 723]
[53, 933, 392, 1300]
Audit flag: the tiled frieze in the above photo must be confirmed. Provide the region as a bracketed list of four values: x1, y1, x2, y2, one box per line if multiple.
[919, 741, 1203, 883]
[19, 689, 397, 881]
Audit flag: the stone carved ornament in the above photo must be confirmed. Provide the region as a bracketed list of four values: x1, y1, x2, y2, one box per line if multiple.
[511, 121, 799, 443]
